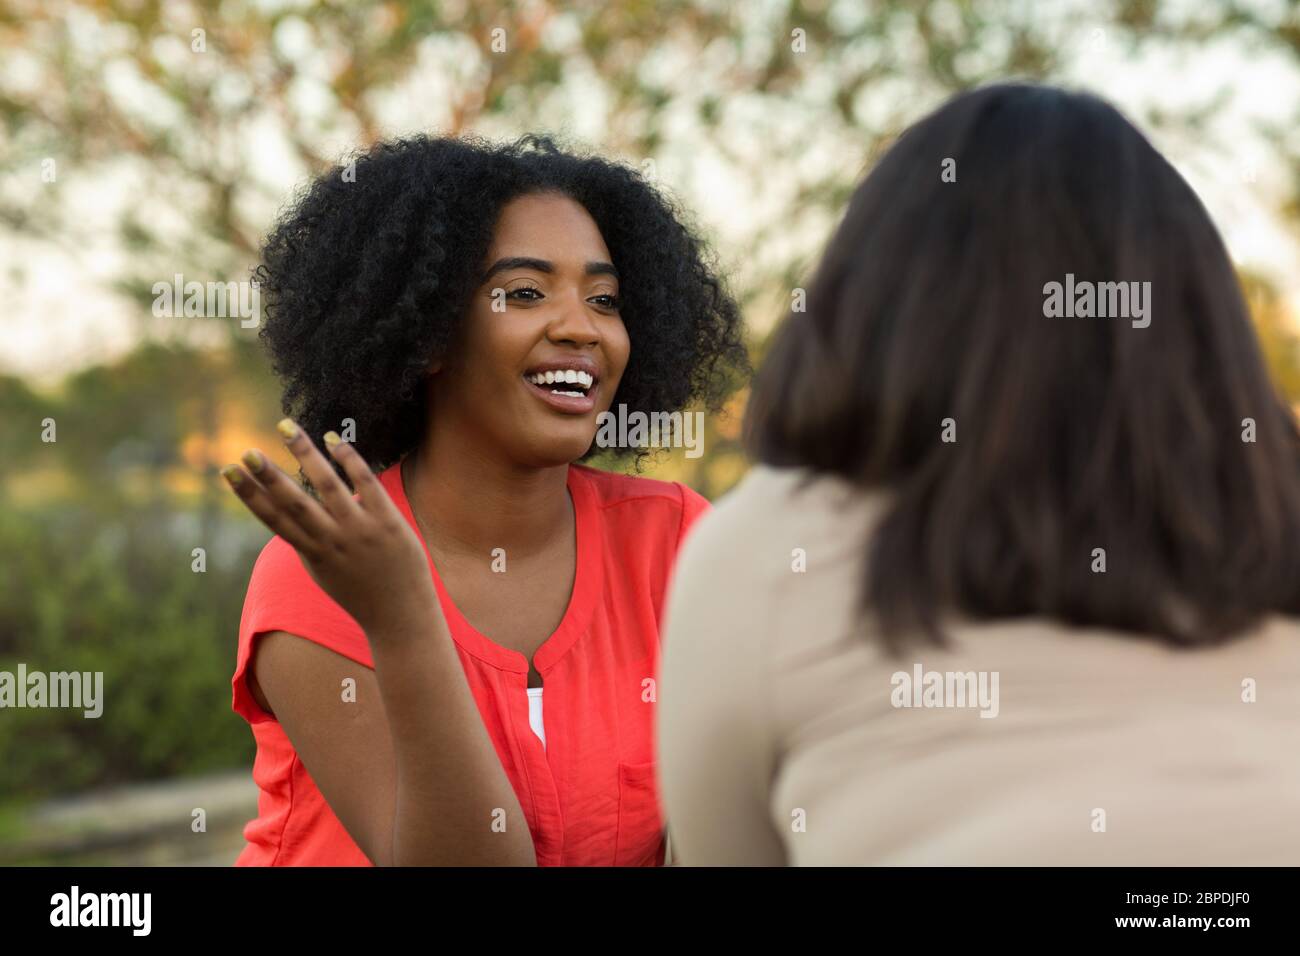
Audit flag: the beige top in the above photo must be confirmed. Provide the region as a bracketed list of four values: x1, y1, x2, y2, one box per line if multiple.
[658, 465, 1300, 865]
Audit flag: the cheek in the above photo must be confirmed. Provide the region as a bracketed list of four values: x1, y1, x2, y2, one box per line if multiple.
[608, 322, 632, 380]
[464, 305, 531, 380]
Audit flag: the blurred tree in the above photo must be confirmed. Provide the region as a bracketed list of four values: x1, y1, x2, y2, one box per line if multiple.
[7, 0, 1300, 495]
[3, 0, 1298, 317]
[1242, 270, 1300, 403]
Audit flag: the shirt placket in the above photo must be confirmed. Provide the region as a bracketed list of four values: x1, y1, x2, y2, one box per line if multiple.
[510, 670, 565, 865]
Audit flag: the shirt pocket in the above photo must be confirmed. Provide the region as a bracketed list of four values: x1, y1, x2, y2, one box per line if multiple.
[613, 760, 666, 866]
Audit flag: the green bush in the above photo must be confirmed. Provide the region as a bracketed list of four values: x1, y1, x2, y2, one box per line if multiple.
[0, 496, 263, 801]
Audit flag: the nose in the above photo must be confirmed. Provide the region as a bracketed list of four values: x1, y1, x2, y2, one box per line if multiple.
[546, 289, 602, 348]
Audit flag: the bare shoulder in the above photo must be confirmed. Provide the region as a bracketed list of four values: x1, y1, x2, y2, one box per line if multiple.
[250, 630, 374, 711]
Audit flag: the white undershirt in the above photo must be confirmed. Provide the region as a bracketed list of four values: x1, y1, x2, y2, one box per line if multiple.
[526, 686, 545, 749]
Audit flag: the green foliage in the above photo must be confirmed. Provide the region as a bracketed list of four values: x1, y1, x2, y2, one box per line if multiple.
[0, 497, 263, 801]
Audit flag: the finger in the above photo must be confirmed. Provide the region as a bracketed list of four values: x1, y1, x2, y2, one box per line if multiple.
[238, 445, 339, 542]
[324, 433, 398, 517]
[219, 463, 318, 554]
[276, 418, 359, 522]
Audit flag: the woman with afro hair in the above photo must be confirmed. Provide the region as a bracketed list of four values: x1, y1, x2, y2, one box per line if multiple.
[220, 133, 748, 866]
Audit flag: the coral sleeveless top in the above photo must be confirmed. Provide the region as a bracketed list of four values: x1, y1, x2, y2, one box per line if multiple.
[231, 459, 708, 866]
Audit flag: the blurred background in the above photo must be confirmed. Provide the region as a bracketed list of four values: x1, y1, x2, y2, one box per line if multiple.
[2, 0, 1300, 864]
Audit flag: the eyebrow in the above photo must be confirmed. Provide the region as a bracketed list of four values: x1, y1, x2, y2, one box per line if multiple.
[480, 256, 619, 285]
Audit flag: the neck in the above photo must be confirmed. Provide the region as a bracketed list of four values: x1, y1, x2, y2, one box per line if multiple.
[401, 425, 573, 561]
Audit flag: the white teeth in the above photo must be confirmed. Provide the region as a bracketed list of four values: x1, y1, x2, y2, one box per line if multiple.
[552, 390, 584, 398]
[526, 369, 595, 390]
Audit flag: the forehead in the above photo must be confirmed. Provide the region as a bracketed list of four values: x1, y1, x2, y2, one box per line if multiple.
[486, 192, 611, 263]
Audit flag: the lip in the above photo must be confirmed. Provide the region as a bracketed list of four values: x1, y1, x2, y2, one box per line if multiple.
[523, 374, 599, 414]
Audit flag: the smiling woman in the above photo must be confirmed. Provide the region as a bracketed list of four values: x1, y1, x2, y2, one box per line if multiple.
[438, 192, 632, 462]
[218, 134, 748, 867]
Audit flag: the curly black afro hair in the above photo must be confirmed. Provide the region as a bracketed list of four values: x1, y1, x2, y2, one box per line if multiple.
[254, 133, 749, 477]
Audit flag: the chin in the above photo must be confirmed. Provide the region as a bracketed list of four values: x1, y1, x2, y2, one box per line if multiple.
[517, 428, 598, 468]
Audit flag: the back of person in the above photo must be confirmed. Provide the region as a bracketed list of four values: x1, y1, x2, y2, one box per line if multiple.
[658, 83, 1300, 865]
[662, 465, 1300, 865]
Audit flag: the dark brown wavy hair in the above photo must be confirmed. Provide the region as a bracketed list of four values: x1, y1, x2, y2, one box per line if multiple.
[746, 83, 1300, 651]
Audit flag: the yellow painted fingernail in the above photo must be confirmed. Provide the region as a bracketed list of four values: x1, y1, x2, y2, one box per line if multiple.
[220, 464, 244, 486]
[241, 449, 264, 473]
[323, 431, 341, 449]
[276, 418, 298, 440]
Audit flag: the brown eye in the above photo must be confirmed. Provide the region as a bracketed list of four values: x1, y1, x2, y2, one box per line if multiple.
[507, 287, 544, 301]
[590, 294, 621, 310]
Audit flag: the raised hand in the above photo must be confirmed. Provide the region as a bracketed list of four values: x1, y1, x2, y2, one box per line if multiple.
[220, 419, 435, 635]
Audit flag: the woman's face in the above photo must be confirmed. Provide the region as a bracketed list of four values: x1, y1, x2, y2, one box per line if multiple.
[430, 191, 631, 468]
